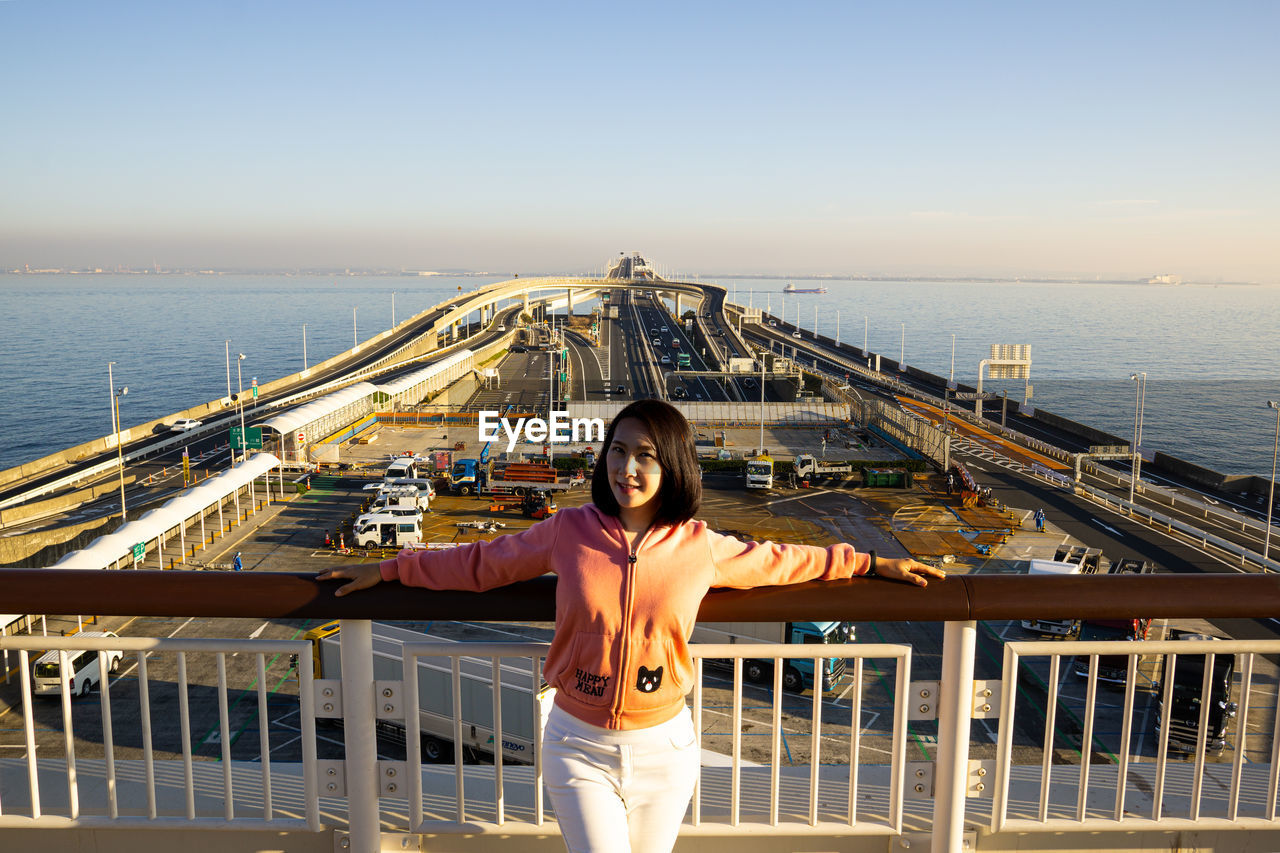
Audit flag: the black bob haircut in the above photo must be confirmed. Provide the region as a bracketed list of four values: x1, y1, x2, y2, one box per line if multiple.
[591, 398, 702, 526]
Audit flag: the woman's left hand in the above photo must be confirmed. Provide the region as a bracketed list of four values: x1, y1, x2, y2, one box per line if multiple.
[877, 558, 947, 588]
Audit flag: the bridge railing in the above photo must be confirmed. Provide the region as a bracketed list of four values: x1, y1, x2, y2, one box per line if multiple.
[2, 567, 1280, 851]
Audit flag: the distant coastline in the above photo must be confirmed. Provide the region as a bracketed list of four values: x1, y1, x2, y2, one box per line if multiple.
[0, 268, 1263, 286]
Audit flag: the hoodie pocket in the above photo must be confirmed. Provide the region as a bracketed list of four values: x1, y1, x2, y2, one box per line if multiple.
[626, 638, 689, 712]
[555, 631, 616, 708]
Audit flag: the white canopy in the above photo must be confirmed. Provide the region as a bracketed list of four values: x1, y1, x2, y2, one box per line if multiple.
[52, 453, 280, 571]
[375, 349, 472, 396]
[258, 382, 377, 436]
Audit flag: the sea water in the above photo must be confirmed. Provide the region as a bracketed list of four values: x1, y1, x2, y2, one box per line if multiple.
[1, 275, 1277, 478]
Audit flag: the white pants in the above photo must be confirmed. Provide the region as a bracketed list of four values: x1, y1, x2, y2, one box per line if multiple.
[543, 704, 699, 853]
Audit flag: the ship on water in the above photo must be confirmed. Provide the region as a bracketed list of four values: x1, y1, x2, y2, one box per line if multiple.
[782, 281, 827, 294]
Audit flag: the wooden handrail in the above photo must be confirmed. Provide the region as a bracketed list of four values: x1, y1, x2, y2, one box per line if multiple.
[1, 569, 1277, 623]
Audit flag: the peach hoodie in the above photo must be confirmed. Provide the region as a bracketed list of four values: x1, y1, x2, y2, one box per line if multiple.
[380, 503, 870, 730]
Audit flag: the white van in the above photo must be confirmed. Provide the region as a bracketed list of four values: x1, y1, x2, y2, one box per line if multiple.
[353, 515, 423, 548]
[33, 631, 124, 697]
[381, 477, 436, 502]
[372, 487, 430, 512]
[384, 457, 420, 480]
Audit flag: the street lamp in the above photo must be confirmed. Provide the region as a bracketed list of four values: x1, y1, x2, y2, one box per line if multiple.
[233, 353, 247, 467]
[353, 307, 358, 348]
[107, 362, 128, 520]
[302, 324, 308, 370]
[1128, 372, 1147, 505]
[1264, 400, 1279, 563]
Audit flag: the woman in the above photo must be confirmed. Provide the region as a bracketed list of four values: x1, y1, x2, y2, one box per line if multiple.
[319, 399, 943, 853]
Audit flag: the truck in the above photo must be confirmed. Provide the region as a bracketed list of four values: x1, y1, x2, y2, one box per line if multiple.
[676, 352, 691, 369]
[450, 459, 579, 497]
[1020, 548, 1102, 636]
[793, 454, 853, 481]
[745, 455, 774, 489]
[1074, 558, 1155, 682]
[352, 514, 423, 548]
[303, 620, 555, 763]
[689, 620, 853, 693]
[1155, 630, 1237, 753]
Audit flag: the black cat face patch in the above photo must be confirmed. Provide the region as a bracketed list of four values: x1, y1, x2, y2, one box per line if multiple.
[635, 665, 663, 693]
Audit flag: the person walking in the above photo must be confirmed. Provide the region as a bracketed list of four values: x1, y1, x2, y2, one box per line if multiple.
[319, 399, 944, 853]
[232, 552, 243, 572]
[1034, 508, 1046, 532]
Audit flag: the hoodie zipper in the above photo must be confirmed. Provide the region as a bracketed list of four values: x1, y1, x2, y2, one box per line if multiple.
[611, 520, 652, 724]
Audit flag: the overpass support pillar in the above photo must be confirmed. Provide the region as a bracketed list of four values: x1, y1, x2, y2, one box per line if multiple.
[567, 287, 574, 317]
[676, 292, 682, 318]
[523, 292, 530, 317]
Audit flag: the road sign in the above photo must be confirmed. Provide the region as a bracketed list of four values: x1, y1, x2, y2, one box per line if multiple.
[296, 431, 306, 445]
[132, 542, 144, 561]
[230, 426, 263, 450]
[1089, 445, 1130, 456]
[952, 392, 997, 401]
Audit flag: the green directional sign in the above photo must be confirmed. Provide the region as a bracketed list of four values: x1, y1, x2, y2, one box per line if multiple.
[230, 426, 263, 450]
[132, 542, 144, 561]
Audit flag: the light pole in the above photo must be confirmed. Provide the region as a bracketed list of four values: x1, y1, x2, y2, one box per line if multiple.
[353, 307, 358, 348]
[1265, 400, 1280, 562]
[107, 362, 128, 520]
[392, 292, 396, 328]
[950, 334, 956, 385]
[1128, 372, 1147, 504]
[225, 341, 232, 399]
[234, 353, 247, 467]
[863, 316, 868, 353]
[899, 323, 905, 369]
[302, 324, 308, 370]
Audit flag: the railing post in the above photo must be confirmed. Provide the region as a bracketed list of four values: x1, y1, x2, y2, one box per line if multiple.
[932, 620, 976, 853]
[340, 619, 381, 852]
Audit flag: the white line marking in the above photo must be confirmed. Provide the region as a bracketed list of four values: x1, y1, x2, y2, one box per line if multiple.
[1091, 519, 1124, 537]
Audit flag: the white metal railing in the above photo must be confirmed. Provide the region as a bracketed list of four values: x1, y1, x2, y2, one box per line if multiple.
[0, 634, 319, 831]
[993, 638, 1280, 833]
[396, 641, 913, 837]
[6, 625, 1280, 849]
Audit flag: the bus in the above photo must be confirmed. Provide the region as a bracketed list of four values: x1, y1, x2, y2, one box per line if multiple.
[676, 353, 691, 369]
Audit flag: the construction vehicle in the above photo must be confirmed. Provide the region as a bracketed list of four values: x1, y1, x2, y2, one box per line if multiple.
[689, 620, 853, 693]
[1155, 630, 1238, 753]
[302, 620, 555, 763]
[490, 489, 559, 520]
[793, 454, 853, 481]
[451, 459, 576, 497]
[1020, 546, 1103, 637]
[1075, 558, 1155, 682]
[745, 455, 774, 490]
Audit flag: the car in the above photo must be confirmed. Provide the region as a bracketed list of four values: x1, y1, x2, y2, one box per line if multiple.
[497, 324, 506, 331]
[170, 418, 203, 432]
[660, 355, 670, 364]
[792, 331, 802, 338]
[660, 326, 669, 333]
[651, 337, 661, 346]
[616, 385, 627, 394]
[509, 344, 527, 353]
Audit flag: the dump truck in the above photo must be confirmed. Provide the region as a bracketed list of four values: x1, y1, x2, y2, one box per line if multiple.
[1155, 630, 1238, 753]
[303, 620, 555, 763]
[793, 454, 853, 481]
[744, 455, 774, 490]
[689, 620, 853, 693]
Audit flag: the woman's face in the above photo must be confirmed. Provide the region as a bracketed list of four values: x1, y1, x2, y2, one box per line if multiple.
[606, 418, 663, 526]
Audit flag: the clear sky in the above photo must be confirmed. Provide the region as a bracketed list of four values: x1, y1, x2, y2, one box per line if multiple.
[3, 0, 1277, 281]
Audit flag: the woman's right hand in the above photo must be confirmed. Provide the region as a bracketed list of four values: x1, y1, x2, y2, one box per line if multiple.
[316, 563, 384, 597]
